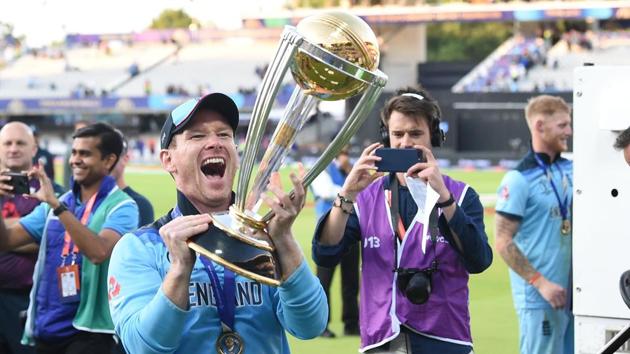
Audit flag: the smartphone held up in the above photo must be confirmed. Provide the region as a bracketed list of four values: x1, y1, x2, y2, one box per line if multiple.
[374, 148, 425, 173]
[1, 172, 30, 195]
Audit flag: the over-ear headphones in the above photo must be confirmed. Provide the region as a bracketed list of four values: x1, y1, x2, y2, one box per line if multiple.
[431, 113, 446, 148]
[379, 93, 445, 148]
[379, 119, 391, 147]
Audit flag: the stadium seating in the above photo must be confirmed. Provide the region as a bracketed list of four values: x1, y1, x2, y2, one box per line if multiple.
[453, 35, 547, 93]
[454, 30, 630, 93]
[114, 40, 279, 97]
[0, 38, 282, 99]
[519, 30, 630, 93]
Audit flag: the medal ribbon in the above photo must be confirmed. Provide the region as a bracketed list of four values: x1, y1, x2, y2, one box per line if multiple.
[199, 255, 236, 330]
[534, 154, 569, 222]
[60, 193, 97, 264]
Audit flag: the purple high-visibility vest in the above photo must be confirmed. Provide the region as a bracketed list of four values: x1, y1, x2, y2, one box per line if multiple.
[355, 175, 471, 351]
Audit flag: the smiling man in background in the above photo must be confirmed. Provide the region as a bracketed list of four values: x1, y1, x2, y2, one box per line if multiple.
[0, 122, 138, 354]
[495, 95, 573, 354]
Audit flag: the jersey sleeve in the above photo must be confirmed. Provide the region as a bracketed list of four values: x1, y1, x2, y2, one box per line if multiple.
[274, 260, 327, 339]
[495, 170, 528, 219]
[18, 202, 50, 242]
[102, 200, 139, 236]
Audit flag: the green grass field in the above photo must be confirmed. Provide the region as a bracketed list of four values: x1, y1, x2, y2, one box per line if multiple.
[120, 167, 517, 354]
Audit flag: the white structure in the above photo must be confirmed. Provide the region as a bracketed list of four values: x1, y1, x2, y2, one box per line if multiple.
[573, 65, 630, 353]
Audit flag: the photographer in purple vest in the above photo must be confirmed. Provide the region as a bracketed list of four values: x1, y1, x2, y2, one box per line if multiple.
[312, 87, 493, 354]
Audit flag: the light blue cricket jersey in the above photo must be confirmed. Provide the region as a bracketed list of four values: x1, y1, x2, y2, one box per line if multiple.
[495, 150, 572, 310]
[107, 191, 328, 354]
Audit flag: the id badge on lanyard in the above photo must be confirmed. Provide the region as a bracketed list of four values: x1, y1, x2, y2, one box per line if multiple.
[57, 263, 80, 303]
[56, 193, 96, 303]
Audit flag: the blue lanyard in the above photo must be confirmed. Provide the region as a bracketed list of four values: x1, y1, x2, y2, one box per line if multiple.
[534, 154, 569, 220]
[199, 256, 236, 330]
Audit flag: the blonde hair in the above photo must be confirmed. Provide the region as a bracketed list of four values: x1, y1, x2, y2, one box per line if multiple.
[525, 95, 571, 128]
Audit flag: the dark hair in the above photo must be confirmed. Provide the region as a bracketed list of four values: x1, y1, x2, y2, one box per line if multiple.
[114, 128, 129, 155]
[614, 126, 630, 150]
[73, 122, 123, 171]
[380, 86, 443, 147]
[74, 119, 96, 131]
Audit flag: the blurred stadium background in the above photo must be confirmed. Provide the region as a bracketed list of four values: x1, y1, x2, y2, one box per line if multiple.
[4, 0, 630, 352]
[3, 0, 630, 168]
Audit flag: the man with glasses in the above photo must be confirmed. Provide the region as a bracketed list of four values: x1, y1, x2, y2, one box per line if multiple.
[108, 93, 327, 354]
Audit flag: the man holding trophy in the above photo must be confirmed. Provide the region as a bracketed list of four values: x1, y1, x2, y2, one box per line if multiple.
[313, 87, 493, 354]
[108, 10, 389, 354]
[107, 93, 328, 354]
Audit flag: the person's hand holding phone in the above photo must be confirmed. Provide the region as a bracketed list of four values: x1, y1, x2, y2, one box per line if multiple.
[27, 165, 59, 207]
[0, 170, 30, 197]
[406, 146, 450, 203]
[339, 142, 384, 201]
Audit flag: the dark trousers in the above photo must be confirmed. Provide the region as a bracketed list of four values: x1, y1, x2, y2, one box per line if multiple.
[110, 338, 126, 354]
[0, 288, 35, 354]
[316, 243, 360, 330]
[365, 328, 474, 354]
[35, 332, 114, 354]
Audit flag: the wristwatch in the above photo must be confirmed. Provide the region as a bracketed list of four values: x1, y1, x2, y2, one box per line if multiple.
[435, 193, 455, 208]
[53, 202, 69, 216]
[333, 193, 355, 214]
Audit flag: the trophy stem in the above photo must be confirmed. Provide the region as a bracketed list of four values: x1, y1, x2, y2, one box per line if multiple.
[302, 83, 384, 187]
[244, 86, 318, 213]
[236, 28, 303, 212]
[261, 82, 384, 223]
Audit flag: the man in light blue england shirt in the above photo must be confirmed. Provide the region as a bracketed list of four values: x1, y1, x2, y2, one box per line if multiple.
[108, 93, 327, 354]
[495, 95, 573, 354]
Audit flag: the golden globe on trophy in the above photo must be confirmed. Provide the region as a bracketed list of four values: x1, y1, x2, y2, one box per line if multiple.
[188, 11, 388, 286]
